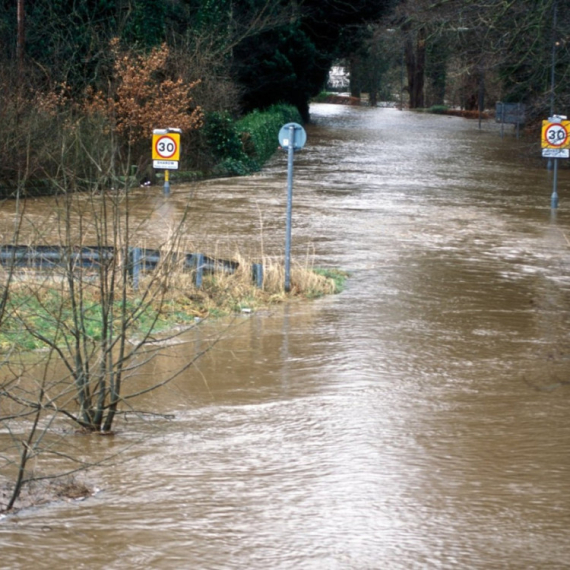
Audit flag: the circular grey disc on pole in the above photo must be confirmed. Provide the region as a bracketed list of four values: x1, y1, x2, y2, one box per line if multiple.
[278, 122, 307, 150]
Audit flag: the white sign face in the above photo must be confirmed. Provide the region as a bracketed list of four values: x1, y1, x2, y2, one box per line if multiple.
[544, 123, 568, 147]
[155, 136, 178, 158]
[542, 148, 569, 158]
[153, 160, 179, 170]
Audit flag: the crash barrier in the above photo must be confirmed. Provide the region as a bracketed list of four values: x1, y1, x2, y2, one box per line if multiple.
[0, 245, 264, 290]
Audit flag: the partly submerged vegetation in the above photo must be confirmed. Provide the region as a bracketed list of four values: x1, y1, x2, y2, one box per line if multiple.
[0, 261, 348, 354]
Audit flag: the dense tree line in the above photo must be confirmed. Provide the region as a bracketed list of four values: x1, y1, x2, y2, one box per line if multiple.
[0, 0, 396, 186]
[1, 0, 393, 120]
[2, 0, 568, 157]
[6, 0, 566, 118]
[359, 0, 570, 118]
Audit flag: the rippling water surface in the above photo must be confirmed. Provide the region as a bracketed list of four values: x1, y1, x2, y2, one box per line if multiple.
[1, 105, 570, 569]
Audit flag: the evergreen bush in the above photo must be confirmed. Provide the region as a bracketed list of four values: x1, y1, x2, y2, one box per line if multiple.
[203, 112, 246, 162]
[203, 104, 302, 176]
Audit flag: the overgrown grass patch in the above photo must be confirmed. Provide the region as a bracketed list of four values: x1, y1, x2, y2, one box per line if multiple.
[0, 259, 347, 353]
[311, 268, 349, 296]
[1, 286, 178, 352]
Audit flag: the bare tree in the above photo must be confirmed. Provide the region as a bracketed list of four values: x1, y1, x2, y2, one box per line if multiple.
[385, 0, 569, 116]
[0, 122, 230, 510]
[0, 42, 210, 511]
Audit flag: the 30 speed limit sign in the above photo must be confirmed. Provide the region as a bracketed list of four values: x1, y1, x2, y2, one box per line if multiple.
[152, 133, 181, 161]
[542, 120, 570, 149]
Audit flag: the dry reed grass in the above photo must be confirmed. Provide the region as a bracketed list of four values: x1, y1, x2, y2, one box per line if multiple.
[157, 251, 341, 317]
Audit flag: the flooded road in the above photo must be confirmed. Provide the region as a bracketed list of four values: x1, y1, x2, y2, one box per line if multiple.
[2, 104, 570, 568]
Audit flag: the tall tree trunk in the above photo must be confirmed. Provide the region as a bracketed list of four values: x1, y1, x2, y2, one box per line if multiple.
[349, 55, 362, 98]
[405, 27, 426, 108]
[17, 0, 25, 77]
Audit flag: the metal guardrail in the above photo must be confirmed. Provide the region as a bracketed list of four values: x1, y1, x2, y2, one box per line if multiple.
[0, 245, 116, 269]
[0, 245, 263, 289]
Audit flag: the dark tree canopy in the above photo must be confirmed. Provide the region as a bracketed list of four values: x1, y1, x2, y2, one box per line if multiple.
[232, 0, 394, 119]
[1, 0, 393, 119]
[4, 0, 568, 119]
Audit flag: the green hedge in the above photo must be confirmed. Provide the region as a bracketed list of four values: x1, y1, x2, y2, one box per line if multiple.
[426, 105, 449, 114]
[203, 104, 302, 176]
[236, 104, 302, 166]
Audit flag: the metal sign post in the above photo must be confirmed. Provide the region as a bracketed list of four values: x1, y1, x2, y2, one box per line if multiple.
[152, 128, 182, 196]
[278, 122, 307, 292]
[541, 115, 570, 208]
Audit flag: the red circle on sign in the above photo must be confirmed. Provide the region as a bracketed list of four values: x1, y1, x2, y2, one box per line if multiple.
[154, 135, 177, 158]
[545, 123, 568, 147]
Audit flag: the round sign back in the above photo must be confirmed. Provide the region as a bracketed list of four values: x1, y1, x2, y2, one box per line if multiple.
[278, 123, 307, 150]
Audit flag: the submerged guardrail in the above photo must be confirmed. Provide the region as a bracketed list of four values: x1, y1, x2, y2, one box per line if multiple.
[0, 245, 264, 289]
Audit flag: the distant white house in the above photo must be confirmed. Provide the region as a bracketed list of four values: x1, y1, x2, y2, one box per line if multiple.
[327, 66, 349, 91]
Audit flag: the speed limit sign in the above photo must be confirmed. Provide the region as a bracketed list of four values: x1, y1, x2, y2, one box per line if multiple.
[542, 120, 570, 149]
[152, 133, 180, 161]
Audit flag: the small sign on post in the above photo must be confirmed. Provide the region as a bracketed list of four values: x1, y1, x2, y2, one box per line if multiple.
[495, 102, 526, 125]
[496, 102, 525, 138]
[278, 122, 307, 293]
[152, 128, 182, 195]
[542, 115, 570, 208]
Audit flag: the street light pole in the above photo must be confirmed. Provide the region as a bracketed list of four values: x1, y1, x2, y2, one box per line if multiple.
[548, 0, 558, 170]
[284, 125, 295, 293]
[400, 46, 405, 110]
[550, 0, 558, 116]
[478, 63, 485, 130]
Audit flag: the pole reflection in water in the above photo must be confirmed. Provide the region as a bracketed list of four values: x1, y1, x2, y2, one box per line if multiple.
[1, 104, 570, 569]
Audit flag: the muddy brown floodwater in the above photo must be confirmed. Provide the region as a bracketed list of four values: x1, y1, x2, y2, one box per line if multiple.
[1, 104, 570, 569]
